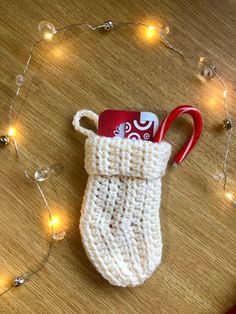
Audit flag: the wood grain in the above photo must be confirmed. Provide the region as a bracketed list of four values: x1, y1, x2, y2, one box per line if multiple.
[0, 0, 235, 313]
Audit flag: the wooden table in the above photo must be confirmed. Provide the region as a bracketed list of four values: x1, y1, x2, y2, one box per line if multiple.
[0, 0, 235, 313]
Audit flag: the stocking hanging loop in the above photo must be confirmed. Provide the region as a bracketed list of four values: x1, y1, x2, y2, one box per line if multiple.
[73, 110, 98, 137]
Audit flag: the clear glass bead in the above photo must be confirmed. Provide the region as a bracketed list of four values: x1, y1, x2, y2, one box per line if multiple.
[38, 20, 57, 40]
[53, 230, 65, 241]
[198, 58, 216, 80]
[35, 166, 52, 182]
[15, 74, 24, 86]
[213, 172, 225, 181]
[160, 24, 169, 35]
[34, 163, 64, 182]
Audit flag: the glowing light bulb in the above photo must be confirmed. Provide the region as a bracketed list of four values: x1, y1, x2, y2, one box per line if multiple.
[223, 90, 227, 98]
[49, 216, 59, 227]
[38, 21, 57, 41]
[146, 25, 156, 38]
[225, 192, 233, 200]
[44, 32, 53, 40]
[49, 213, 65, 240]
[8, 127, 16, 137]
[225, 192, 236, 203]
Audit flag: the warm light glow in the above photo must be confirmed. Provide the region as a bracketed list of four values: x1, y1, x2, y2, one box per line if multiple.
[44, 210, 67, 234]
[225, 192, 234, 201]
[0, 274, 9, 287]
[209, 98, 216, 106]
[53, 47, 63, 58]
[146, 25, 156, 38]
[223, 90, 227, 98]
[8, 127, 16, 137]
[49, 215, 59, 226]
[44, 32, 53, 40]
[199, 57, 205, 63]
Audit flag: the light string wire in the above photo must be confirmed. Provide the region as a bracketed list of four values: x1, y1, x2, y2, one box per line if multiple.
[0, 170, 54, 296]
[214, 71, 234, 191]
[24, 173, 54, 279]
[0, 19, 233, 296]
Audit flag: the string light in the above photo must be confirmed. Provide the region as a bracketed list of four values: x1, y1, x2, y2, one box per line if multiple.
[8, 127, 16, 137]
[0, 128, 16, 148]
[38, 20, 57, 41]
[198, 56, 234, 199]
[225, 192, 233, 200]
[49, 215, 59, 227]
[225, 192, 236, 203]
[146, 25, 156, 38]
[43, 32, 53, 41]
[199, 56, 205, 63]
[0, 18, 234, 297]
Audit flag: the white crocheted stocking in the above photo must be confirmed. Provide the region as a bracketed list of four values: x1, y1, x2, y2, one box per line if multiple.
[73, 110, 171, 287]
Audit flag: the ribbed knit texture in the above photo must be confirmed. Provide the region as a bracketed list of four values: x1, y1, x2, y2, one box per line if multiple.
[73, 110, 171, 287]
